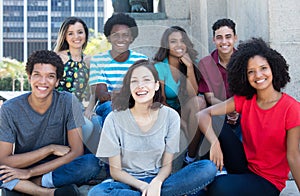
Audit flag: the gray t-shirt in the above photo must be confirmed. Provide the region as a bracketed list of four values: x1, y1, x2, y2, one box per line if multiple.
[0, 90, 84, 154]
[96, 106, 180, 179]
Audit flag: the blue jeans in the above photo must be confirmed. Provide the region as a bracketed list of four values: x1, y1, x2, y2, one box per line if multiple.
[52, 154, 101, 187]
[95, 101, 112, 127]
[88, 160, 216, 196]
[0, 154, 101, 191]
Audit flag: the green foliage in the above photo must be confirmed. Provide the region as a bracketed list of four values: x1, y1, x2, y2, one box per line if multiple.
[0, 78, 12, 91]
[84, 29, 111, 56]
[0, 30, 111, 91]
[0, 57, 27, 91]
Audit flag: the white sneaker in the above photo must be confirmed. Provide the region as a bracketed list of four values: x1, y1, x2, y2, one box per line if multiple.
[216, 168, 227, 176]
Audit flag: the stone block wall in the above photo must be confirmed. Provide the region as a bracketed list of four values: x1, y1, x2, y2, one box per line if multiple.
[130, 0, 299, 100]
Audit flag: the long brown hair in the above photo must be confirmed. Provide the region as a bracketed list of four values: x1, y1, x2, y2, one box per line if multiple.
[112, 59, 163, 111]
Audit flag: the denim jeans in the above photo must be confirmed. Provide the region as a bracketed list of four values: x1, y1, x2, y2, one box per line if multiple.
[0, 175, 19, 191]
[95, 101, 112, 127]
[52, 154, 101, 187]
[88, 160, 216, 196]
[0, 154, 101, 192]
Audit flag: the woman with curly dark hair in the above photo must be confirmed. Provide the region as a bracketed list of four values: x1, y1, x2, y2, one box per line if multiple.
[88, 59, 216, 196]
[197, 38, 300, 195]
[154, 26, 207, 166]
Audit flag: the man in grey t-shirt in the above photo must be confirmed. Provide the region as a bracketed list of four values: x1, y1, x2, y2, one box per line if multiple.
[0, 50, 101, 195]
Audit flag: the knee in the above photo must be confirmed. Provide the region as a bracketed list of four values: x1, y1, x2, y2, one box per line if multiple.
[81, 154, 102, 174]
[192, 160, 217, 178]
[88, 185, 103, 196]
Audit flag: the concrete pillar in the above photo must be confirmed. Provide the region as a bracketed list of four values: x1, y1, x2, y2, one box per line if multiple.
[164, 0, 189, 19]
[190, 0, 209, 57]
[268, 0, 300, 100]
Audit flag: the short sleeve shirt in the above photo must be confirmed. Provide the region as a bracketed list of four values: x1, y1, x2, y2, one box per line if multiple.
[96, 106, 180, 179]
[89, 50, 148, 92]
[234, 93, 300, 191]
[0, 91, 85, 154]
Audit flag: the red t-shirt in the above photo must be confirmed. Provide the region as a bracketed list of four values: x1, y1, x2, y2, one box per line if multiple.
[234, 93, 300, 191]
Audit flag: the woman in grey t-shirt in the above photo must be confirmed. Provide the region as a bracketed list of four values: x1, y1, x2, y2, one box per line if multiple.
[89, 60, 217, 196]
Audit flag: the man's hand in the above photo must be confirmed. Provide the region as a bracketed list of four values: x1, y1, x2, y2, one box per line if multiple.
[49, 144, 71, 156]
[0, 165, 31, 183]
[227, 111, 239, 125]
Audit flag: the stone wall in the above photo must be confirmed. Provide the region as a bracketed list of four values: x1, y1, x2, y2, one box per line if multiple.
[131, 0, 300, 100]
[268, 0, 300, 100]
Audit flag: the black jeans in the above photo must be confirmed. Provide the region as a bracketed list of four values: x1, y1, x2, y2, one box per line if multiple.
[204, 117, 280, 196]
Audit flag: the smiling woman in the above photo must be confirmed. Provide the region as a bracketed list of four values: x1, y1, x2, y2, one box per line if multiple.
[88, 59, 216, 196]
[197, 38, 300, 196]
[53, 17, 102, 152]
[53, 16, 90, 102]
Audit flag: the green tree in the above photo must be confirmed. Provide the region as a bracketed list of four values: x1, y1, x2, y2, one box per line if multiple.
[0, 57, 26, 91]
[84, 30, 111, 56]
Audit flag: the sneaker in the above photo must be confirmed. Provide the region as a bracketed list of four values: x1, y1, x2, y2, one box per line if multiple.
[101, 178, 114, 183]
[216, 168, 227, 176]
[182, 158, 190, 168]
[182, 152, 196, 168]
[182, 158, 195, 168]
[54, 184, 80, 196]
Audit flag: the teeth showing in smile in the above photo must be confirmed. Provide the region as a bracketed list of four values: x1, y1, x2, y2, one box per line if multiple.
[37, 87, 47, 91]
[136, 91, 147, 96]
[221, 45, 229, 49]
[175, 49, 183, 53]
[256, 79, 265, 84]
[116, 43, 126, 47]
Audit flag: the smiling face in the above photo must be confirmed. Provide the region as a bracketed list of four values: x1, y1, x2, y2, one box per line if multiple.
[65, 22, 86, 50]
[213, 26, 237, 56]
[28, 63, 59, 101]
[247, 55, 274, 92]
[108, 24, 133, 56]
[168, 31, 187, 58]
[130, 66, 159, 105]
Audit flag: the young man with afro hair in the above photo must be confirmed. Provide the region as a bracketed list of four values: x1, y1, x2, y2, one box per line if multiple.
[85, 13, 148, 150]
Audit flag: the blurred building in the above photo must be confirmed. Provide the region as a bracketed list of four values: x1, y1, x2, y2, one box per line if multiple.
[0, 0, 105, 61]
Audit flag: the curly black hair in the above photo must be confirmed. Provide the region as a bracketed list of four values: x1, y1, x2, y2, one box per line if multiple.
[112, 59, 163, 111]
[104, 13, 138, 41]
[227, 38, 290, 99]
[212, 18, 236, 36]
[26, 50, 64, 80]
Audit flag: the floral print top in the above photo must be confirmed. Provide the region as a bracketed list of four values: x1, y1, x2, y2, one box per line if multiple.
[57, 51, 89, 102]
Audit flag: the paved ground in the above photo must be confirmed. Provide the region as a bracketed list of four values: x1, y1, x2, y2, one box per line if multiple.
[280, 180, 299, 196]
[0, 177, 298, 195]
[1, 130, 299, 195]
[77, 180, 300, 195]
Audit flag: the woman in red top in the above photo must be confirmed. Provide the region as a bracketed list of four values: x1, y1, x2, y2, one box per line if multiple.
[197, 38, 300, 196]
